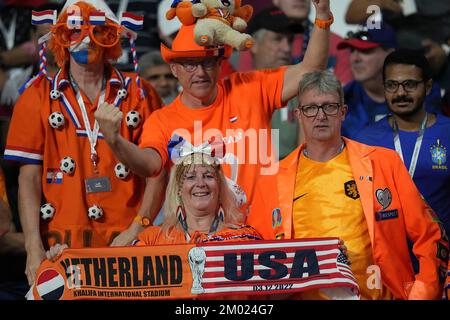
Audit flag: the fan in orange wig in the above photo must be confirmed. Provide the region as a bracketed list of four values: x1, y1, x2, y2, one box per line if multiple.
[48, 1, 122, 68]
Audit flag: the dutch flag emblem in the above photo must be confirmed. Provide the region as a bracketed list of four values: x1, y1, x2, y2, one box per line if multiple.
[89, 11, 106, 25]
[36, 269, 65, 300]
[120, 12, 144, 31]
[32, 10, 57, 25]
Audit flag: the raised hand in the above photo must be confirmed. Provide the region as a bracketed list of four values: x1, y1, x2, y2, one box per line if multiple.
[94, 102, 123, 145]
[312, 0, 331, 19]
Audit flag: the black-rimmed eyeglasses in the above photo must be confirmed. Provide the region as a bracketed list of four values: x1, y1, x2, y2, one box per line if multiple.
[384, 79, 424, 93]
[299, 103, 341, 117]
[174, 59, 219, 72]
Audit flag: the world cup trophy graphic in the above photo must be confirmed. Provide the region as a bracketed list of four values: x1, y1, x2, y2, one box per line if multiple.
[188, 247, 207, 294]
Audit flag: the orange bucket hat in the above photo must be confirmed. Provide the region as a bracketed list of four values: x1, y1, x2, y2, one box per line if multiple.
[160, 24, 232, 63]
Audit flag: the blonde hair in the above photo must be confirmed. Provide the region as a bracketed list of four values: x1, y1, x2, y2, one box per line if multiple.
[161, 153, 244, 238]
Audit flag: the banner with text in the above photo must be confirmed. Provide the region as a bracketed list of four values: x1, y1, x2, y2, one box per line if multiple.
[30, 238, 359, 300]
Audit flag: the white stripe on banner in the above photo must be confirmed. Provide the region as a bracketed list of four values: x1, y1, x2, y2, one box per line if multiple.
[36, 275, 65, 297]
[202, 239, 338, 251]
[4, 149, 43, 160]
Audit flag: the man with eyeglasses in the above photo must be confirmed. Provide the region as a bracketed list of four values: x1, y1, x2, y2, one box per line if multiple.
[139, 50, 179, 105]
[95, 1, 333, 223]
[248, 70, 447, 300]
[356, 49, 450, 249]
[337, 23, 443, 140]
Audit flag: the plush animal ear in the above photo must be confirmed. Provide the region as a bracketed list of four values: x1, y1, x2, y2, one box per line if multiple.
[234, 0, 242, 9]
[234, 4, 253, 22]
[177, 1, 197, 25]
[166, 8, 176, 20]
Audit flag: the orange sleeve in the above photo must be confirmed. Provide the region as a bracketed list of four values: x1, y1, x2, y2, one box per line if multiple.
[231, 67, 287, 116]
[0, 168, 8, 206]
[139, 109, 170, 167]
[4, 84, 46, 164]
[134, 226, 163, 246]
[391, 152, 448, 299]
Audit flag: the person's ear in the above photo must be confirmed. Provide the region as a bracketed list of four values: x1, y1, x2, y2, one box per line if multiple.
[341, 104, 348, 121]
[170, 63, 178, 78]
[425, 79, 432, 96]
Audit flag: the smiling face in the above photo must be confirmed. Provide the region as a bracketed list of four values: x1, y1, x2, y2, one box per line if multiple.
[181, 164, 220, 216]
[296, 88, 347, 143]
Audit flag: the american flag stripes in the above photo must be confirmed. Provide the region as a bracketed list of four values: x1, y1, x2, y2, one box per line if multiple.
[198, 238, 359, 297]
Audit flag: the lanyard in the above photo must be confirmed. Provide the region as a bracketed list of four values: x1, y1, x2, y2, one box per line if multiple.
[392, 113, 428, 178]
[70, 72, 106, 174]
[0, 11, 16, 50]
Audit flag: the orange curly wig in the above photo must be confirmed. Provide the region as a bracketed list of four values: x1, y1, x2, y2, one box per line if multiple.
[48, 1, 122, 67]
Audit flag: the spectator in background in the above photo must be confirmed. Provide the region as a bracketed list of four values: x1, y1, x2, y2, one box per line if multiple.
[337, 23, 443, 139]
[356, 49, 450, 240]
[345, 0, 450, 91]
[247, 7, 304, 159]
[106, 0, 160, 71]
[238, 0, 353, 85]
[139, 50, 179, 105]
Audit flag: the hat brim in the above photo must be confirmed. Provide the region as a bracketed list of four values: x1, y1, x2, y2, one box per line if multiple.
[161, 43, 232, 63]
[337, 39, 381, 50]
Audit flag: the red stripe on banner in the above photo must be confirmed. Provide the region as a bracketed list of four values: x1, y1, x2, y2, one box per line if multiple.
[37, 269, 59, 285]
[202, 245, 339, 257]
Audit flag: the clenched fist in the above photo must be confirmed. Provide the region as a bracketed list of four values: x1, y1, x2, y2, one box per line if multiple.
[95, 103, 123, 144]
[312, 0, 331, 19]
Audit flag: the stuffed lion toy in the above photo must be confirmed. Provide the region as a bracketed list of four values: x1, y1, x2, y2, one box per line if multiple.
[166, 0, 254, 51]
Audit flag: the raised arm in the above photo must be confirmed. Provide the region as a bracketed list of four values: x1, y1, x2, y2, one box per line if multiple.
[281, 0, 331, 103]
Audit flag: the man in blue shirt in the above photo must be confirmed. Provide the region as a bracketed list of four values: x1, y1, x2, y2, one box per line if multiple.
[356, 49, 450, 239]
[338, 23, 443, 139]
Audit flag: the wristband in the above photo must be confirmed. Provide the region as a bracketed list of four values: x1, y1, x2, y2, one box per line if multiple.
[314, 12, 334, 30]
[134, 215, 151, 227]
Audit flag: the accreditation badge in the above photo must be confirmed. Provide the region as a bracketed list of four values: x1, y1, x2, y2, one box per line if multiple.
[85, 177, 111, 193]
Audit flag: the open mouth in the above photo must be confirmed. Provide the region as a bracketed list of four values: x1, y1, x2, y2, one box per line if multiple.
[192, 192, 210, 198]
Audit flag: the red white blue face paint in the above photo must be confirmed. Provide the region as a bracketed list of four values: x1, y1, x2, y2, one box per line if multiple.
[69, 34, 102, 65]
[69, 35, 90, 64]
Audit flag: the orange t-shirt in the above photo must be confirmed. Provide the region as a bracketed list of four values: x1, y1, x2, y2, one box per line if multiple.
[5, 64, 163, 248]
[139, 68, 287, 217]
[134, 224, 262, 246]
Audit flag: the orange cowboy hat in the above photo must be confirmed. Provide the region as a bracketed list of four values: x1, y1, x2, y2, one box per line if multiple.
[160, 24, 232, 63]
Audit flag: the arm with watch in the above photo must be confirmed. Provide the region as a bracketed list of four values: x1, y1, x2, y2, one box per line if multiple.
[109, 169, 167, 246]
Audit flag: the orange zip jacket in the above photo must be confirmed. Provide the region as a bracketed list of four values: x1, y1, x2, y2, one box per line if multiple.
[247, 138, 447, 300]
